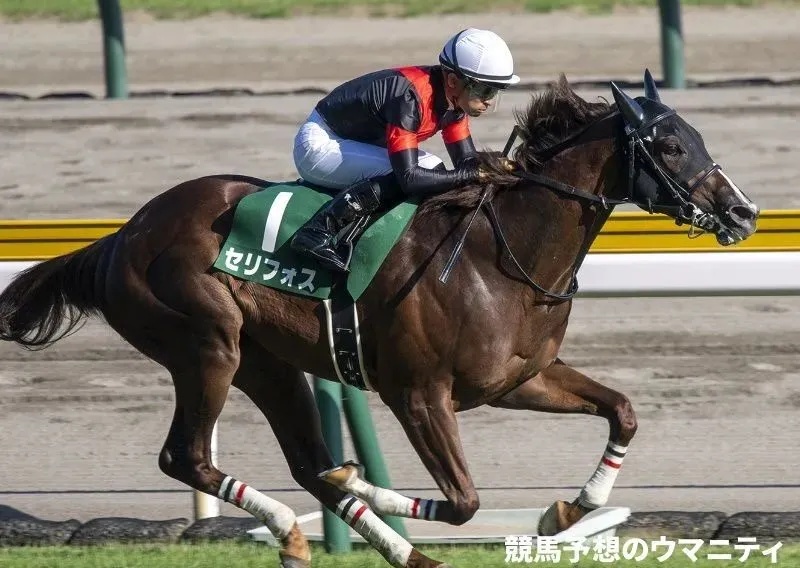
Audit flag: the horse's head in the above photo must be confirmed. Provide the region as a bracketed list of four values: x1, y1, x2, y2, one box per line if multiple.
[611, 70, 759, 245]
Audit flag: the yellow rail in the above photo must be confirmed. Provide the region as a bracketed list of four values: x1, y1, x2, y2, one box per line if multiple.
[594, 209, 800, 253]
[1, 211, 798, 261]
[0, 219, 126, 261]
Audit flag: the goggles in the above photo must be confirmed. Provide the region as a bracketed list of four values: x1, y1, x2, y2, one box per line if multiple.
[464, 79, 502, 101]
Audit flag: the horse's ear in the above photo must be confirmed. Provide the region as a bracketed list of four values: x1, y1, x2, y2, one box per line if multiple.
[610, 81, 645, 128]
[643, 68, 661, 102]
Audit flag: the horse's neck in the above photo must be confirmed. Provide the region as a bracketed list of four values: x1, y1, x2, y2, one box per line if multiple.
[494, 138, 619, 294]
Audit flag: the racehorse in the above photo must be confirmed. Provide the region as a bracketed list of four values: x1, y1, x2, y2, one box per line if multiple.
[0, 72, 758, 568]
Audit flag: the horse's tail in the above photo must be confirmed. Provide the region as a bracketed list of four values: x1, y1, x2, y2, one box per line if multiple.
[0, 233, 115, 349]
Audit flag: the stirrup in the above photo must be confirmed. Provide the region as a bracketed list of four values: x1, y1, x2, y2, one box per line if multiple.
[307, 248, 350, 273]
[291, 229, 350, 273]
[332, 214, 371, 270]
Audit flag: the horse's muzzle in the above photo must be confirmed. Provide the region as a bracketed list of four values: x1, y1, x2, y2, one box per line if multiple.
[723, 203, 759, 241]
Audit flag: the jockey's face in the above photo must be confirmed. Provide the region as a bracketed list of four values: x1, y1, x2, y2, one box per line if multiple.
[444, 71, 496, 118]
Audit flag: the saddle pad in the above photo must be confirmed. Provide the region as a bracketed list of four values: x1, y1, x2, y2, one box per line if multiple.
[212, 181, 417, 300]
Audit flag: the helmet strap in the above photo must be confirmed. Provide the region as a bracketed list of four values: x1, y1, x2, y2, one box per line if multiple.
[441, 67, 462, 110]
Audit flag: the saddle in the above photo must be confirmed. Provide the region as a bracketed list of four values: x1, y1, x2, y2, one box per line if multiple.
[213, 179, 418, 391]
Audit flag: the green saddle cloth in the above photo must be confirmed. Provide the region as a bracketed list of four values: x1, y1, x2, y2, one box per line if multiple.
[212, 181, 418, 300]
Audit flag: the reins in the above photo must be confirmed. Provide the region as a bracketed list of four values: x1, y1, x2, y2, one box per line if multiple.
[438, 106, 717, 299]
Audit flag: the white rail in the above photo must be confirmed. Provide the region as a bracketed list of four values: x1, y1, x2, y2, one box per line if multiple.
[4, 253, 799, 299]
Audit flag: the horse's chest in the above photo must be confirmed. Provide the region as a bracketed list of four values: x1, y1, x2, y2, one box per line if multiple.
[452, 308, 567, 387]
[512, 308, 570, 368]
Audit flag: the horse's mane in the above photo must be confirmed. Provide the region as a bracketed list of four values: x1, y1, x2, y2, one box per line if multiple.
[419, 74, 613, 213]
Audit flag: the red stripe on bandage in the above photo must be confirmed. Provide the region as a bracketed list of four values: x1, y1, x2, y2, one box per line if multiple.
[350, 505, 368, 526]
[235, 483, 248, 505]
[411, 498, 420, 518]
[602, 457, 622, 469]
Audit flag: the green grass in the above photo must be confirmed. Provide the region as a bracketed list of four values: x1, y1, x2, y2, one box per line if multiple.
[0, 0, 791, 21]
[0, 541, 796, 567]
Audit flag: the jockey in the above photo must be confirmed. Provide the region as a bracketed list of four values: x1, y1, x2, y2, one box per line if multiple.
[290, 27, 521, 273]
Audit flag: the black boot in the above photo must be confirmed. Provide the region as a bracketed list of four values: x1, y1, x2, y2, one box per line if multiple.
[291, 177, 387, 273]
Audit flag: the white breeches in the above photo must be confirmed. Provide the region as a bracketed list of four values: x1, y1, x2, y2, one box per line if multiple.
[292, 109, 444, 190]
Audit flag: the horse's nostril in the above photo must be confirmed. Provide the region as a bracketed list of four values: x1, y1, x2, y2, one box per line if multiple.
[728, 205, 756, 223]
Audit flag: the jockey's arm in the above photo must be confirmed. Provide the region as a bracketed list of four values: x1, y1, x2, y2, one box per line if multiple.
[386, 124, 480, 196]
[445, 137, 479, 167]
[388, 146, 480, 196]
[442, 118, 479, 167]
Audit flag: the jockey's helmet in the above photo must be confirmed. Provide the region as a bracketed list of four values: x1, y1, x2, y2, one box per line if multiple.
[438, 28, 521, 90]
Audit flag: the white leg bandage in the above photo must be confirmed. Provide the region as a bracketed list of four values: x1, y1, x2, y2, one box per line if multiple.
[578, 441, 627, 509]
[218, 476, 296, 540]
[336, 494, 413, 568]
[343, 476, 439, 520]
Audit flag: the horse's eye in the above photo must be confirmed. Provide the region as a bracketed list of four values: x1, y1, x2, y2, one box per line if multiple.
[663, 144, 681, 156]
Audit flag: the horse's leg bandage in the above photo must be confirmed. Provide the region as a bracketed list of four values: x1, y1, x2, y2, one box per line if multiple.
[340, 473, 439, 520]
[578, 441, 627, 509]
[218, 476, 296, 540]
[336, 494, 413, 567]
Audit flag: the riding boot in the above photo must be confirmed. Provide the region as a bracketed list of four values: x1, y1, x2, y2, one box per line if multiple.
[290, 175, 399, 273]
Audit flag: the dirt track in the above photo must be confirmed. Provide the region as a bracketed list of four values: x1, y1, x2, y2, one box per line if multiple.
[3, 7, 800, 97]
[1, 8, 799, 525]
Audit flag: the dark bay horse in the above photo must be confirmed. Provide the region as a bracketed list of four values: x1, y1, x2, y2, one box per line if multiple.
[0, 73, 758, 568]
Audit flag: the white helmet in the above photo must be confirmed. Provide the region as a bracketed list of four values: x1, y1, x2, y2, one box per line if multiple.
[439, 28, 520, 87]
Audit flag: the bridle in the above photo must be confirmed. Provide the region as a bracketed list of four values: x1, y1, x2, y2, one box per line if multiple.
[619, 107, 720, 232]
[439, 102, 721, 300]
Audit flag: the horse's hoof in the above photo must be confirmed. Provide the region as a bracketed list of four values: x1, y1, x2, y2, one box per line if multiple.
[280, 552, 310, 568]
[538, 500, 590, 536]
[318, 460, 363, 490]
[537, 500, 569, 536]
[409, 548, 450, 568]
[538, 502, 558, 536]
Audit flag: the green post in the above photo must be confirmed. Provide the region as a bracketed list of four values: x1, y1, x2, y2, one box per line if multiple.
[341, 385, 408, 539]
[313, 378, 352, 553]
[658, 0, 686, 89]
[97, 0, 128, 98]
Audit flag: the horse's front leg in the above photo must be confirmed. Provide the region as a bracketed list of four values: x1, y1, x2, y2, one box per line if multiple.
[384, 381, 479, 526]
[489, 357, 638, 535]
[319, 380, 476, 531]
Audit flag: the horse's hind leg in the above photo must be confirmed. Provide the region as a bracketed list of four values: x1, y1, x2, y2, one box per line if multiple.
[160, 346, 313, 567]
[114, 268, 305, 566]
[160, 368, 307, 567]
[234, 337, 450, 568]
[488, 357, 638, 535]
